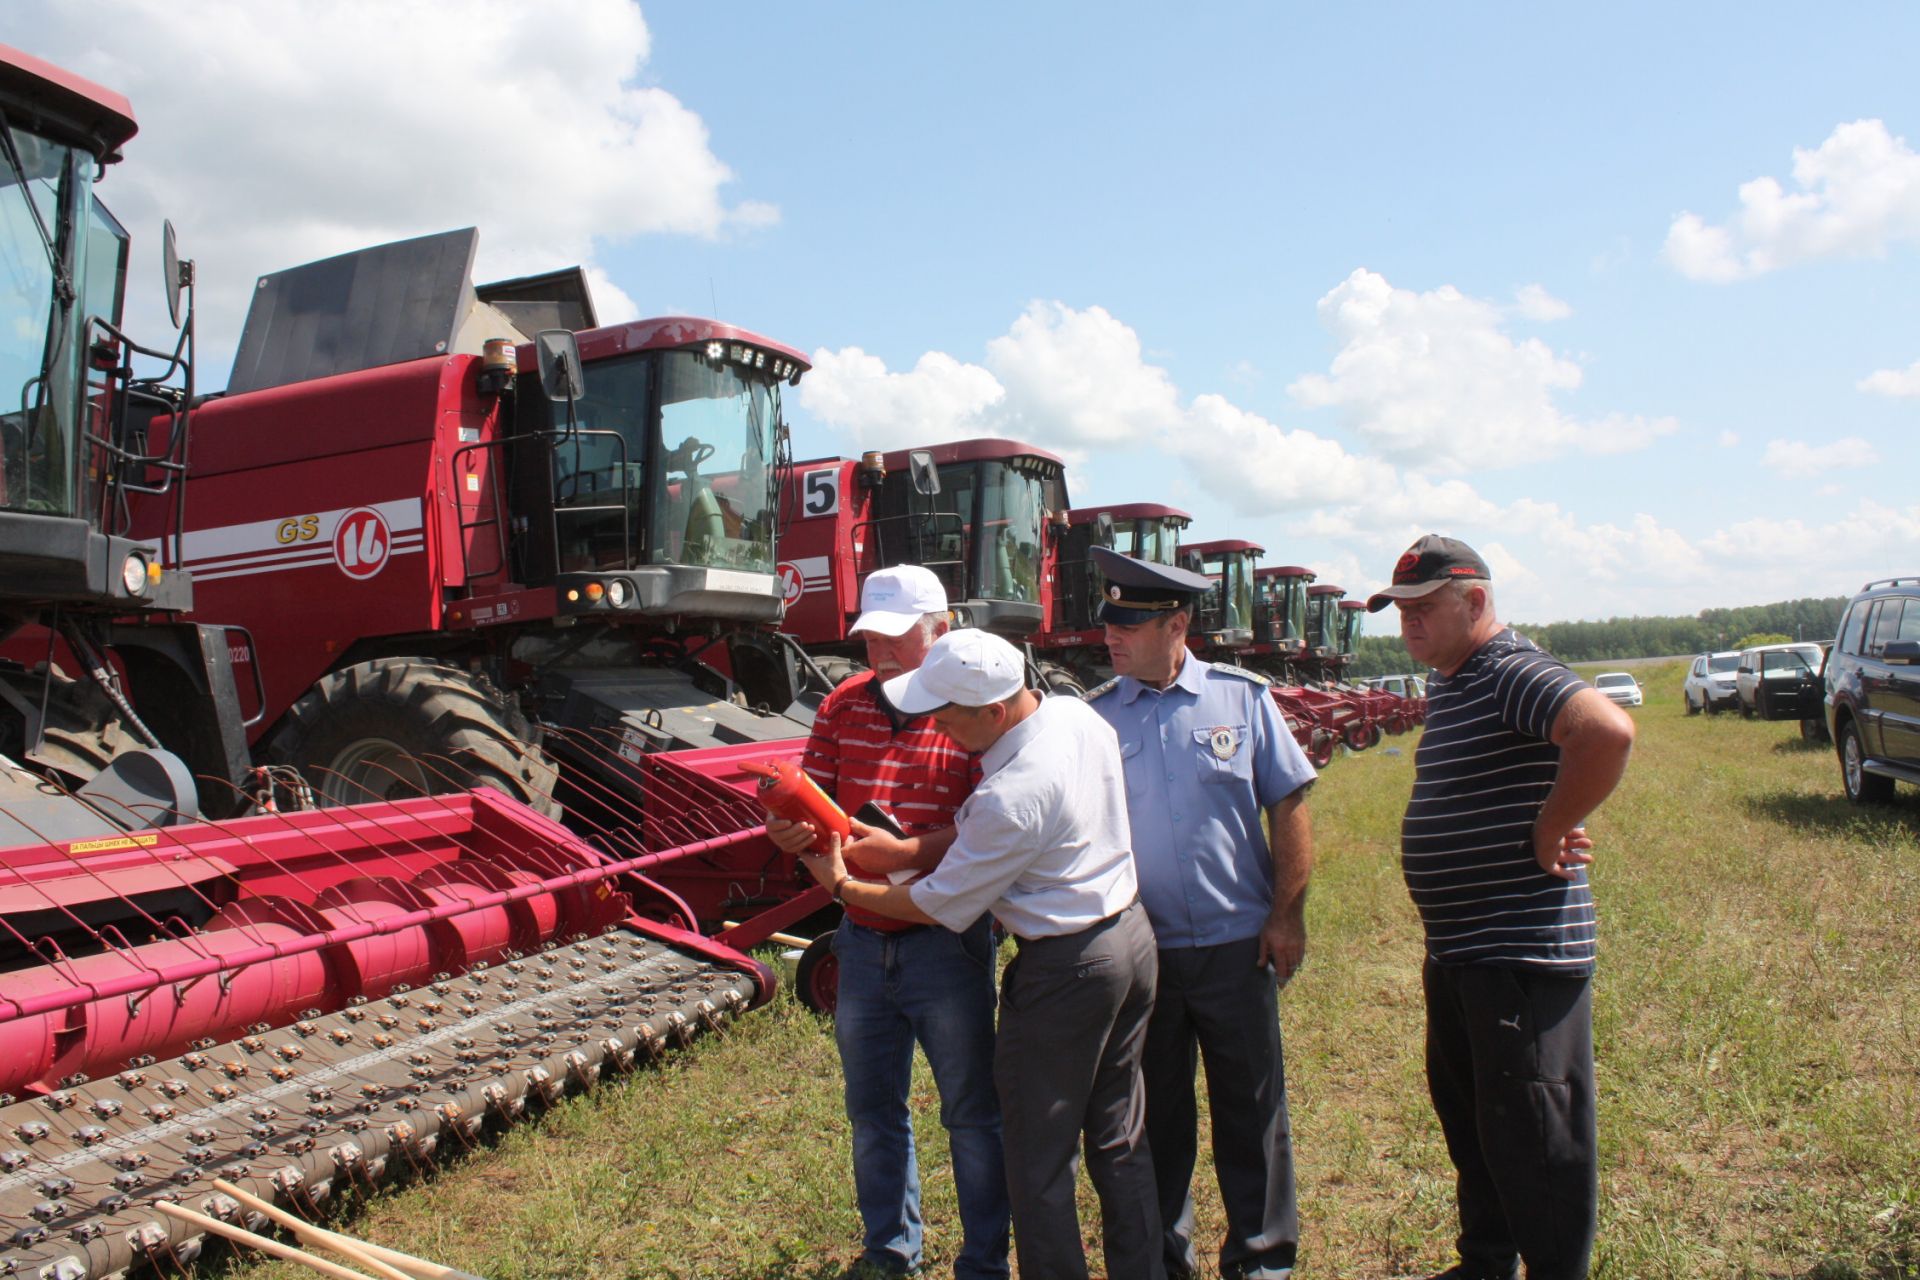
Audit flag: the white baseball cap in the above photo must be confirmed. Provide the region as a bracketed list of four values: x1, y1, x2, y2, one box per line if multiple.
[883, 628, 1026, 714]
[850, 566, 949, 638]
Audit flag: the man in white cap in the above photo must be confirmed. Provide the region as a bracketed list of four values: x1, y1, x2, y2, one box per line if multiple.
[763, 567, 1008, 1280]
[800, 628, 1165, 1280]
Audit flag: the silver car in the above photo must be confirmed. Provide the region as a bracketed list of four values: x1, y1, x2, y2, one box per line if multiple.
[1684, 650, 1741, 714]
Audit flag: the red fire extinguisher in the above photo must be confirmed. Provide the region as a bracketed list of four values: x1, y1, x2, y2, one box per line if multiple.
[741, 759, 850, 854]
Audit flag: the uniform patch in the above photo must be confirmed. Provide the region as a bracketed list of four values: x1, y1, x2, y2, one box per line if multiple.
[1209, 727, 1237, 759]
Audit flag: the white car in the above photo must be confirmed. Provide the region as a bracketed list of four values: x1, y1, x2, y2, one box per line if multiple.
[1683, 650, 1741, 714]
[1735, 643, 1825, 719]
[1593, 672, 1643, 707]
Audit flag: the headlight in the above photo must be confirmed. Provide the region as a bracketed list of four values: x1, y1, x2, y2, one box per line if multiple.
[607, 578, 630, 608]
[121, 553, 148, 595]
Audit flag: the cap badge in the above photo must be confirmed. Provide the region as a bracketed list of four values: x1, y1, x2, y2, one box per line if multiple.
[1209, 727, 1236, 760]
[1108, 585, 1122, 600]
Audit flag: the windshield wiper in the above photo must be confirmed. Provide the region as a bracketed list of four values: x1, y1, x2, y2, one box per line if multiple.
[0, 108, 74, 306]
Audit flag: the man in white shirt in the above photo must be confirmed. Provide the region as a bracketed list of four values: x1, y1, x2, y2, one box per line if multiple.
[800, 628, 1165, 1280]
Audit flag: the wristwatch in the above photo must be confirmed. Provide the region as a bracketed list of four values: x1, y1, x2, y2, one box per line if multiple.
[831, 875, 850, 904]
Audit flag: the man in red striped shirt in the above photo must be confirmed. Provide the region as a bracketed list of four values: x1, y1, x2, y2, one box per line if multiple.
[765, 566, 1009, 1280]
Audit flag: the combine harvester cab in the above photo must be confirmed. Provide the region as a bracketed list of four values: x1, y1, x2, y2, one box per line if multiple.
[1033, 502, 1192, 691]
[778, 439, 1071, 684]
[0, 44, 781, 1276]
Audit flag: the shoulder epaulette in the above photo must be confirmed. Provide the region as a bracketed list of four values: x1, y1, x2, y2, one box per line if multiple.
[1212, 664, 1271, 686]
[1085, 677, 1121, 700]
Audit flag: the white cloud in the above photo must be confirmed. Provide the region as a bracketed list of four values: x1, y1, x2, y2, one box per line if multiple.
[1760, 436, 1880, 473]
[797, 348, 1003, 444]
[1718, 430, 1742, 448]
[1512, 284, 1572, 322]
[1859, 357, 1920, 397]
[1285, 269, 1676, 471]
[29, 0, 775, 381]
[800, 301, 1181, 457]
[1664, 119, 1920, 282]
[986, 303, 1184, 447]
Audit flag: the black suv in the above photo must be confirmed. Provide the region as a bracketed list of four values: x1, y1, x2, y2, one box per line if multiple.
[1824, 577, 1920, 803]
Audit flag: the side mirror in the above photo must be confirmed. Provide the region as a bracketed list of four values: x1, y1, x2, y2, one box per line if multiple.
[908, 449, 940, 496]
[162, 220, 188, 329]
[535, 329, 586, 403]
[1094, 511, 1115, 547]
[1884, 640, 1920, 665]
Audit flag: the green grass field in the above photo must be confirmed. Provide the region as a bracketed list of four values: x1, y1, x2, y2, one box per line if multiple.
[223, 661, 1919, 1279]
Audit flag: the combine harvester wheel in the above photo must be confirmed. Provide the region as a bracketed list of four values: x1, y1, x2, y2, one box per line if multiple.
[265, 658, 559, 816]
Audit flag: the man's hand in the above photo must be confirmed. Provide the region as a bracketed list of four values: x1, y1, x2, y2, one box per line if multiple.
[798, 830, 850, 895]
[841, 818, 916, 874]
[1534, 824, 1594, 881]
[764, 815, 819, 856]
[1257, 910, 1306, 987]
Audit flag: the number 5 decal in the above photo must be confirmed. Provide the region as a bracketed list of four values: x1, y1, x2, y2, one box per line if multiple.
[802, 467, 840, 517]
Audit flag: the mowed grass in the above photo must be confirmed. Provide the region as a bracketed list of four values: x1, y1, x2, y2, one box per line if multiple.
[222, 661, 1919, 1279]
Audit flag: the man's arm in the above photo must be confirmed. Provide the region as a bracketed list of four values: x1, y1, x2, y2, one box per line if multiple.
[1258, 789, 1312, 982]
[1533, 686, 1636, 881]
[799, 833, 940, 925]
[840, 823, 960, 874]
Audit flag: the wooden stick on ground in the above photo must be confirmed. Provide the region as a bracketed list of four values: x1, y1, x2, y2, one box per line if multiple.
[152, 1201, 376, 1280]
[209, 1179, 487, 1280]
[205, 1179, 414, 1280]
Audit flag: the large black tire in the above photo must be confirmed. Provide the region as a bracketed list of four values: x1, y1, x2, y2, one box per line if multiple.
[1837, 719, 1893, 805]
[813, 656, 867, 690]
[264, 658, 559, 814]
[794, 930, 839, 1016]
[1035, 660, 1088, 699]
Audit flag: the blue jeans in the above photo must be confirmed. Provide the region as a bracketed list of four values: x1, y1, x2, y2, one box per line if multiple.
[832, 918, 1010, 1279]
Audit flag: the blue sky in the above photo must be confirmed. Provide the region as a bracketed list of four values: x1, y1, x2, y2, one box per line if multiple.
[33, 1, 1919, 622]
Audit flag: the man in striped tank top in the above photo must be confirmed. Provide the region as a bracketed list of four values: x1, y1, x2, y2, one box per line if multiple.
[764, 567, 1009, 1279]
[1367, 537, 1635, 1280]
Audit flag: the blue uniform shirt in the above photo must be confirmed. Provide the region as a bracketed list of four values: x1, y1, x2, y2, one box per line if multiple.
[1090, 656, 1317, 948]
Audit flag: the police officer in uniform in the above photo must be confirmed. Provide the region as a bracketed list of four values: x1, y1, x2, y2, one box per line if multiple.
[1087, 546, 1317, 1280]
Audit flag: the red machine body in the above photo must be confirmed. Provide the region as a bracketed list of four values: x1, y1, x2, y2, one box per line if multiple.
[137, 315, 809, 739]
[777, 439, 1070, 659]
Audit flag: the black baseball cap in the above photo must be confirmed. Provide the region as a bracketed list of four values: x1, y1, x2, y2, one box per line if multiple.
[1365, 535, 1490, 612]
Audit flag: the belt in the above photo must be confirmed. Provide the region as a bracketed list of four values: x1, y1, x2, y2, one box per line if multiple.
[1011, 898, 1139, 947]
[843, 919, 933, 938]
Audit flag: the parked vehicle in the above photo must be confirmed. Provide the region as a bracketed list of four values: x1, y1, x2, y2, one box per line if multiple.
[1824, 577, 1920, 803]
[1593, 672, 1644, 707]
[1683, 650, 1741, 714]
[1735, 642, 1825, 721]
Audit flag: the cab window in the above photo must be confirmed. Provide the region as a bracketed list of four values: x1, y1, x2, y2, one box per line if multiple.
[1867, 600, 1904, 659]
[1898, 598, 1920, 645]
[1839, 601, 1870, 655]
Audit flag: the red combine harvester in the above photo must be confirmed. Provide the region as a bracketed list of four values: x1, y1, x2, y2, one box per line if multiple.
[1179, 538, 1263, 655]
[1244, 564, 1314, 681]
[1032, 502, 1193, 690]
[117, 230, 843, 938]
[776, 439, 1069, 678]
[0, 46, 774, 1278]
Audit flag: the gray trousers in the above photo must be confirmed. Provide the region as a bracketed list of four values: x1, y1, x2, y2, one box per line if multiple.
[1144, 938, 1297, 1279]
[994, 901, 1165, 1280]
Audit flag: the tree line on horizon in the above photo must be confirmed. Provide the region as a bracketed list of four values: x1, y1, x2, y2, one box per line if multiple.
[1346, 595, 1850, 677]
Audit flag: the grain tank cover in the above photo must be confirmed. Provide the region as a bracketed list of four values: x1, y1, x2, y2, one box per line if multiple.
[227, 227, 535, 395]
[477, 265, 599, 335]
